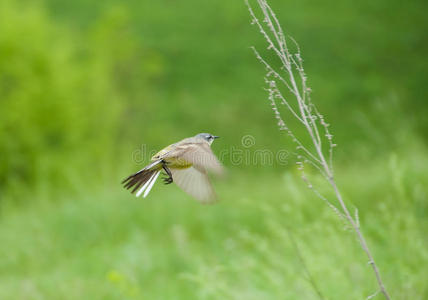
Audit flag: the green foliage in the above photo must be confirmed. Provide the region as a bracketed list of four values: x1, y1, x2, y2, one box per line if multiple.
[0, 1, 103, 191]
[0, 1, 162, 194]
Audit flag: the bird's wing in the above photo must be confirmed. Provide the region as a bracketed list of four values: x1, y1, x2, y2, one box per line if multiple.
[171, 167, 216, 203]
[165, 142, 224, 175]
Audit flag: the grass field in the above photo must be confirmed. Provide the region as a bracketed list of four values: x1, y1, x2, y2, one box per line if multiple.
[1, 145, 427, 300]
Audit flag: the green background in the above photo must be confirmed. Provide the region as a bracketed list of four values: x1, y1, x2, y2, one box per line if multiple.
[0, 0, 427, 299]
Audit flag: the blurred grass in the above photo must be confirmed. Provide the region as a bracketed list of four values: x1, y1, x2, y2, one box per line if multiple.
[0, 0, 427, 298]
[1, 147, 427, 299]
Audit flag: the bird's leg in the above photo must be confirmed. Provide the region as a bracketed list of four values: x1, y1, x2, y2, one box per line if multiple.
[161, 162, 173, 184]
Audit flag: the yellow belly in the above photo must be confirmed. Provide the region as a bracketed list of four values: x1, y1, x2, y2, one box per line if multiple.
[151, 146, 192, 169]
[164, 157, 193, 169]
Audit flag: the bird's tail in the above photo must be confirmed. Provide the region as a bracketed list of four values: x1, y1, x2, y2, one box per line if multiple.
[122, 160, 162, 198]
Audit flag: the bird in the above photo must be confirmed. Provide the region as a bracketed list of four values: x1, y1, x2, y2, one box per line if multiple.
[122, 133, 224, 203]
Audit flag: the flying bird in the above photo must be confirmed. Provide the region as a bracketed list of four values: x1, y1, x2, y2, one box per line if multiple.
[122, 133, 224, 203]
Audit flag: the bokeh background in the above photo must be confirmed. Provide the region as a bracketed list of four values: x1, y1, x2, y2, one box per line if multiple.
[0, 0, 427, 299]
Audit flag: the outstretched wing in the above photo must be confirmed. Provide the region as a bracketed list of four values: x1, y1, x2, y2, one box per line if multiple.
[165, 142, 224, 175]
[171, 167, 216, 203]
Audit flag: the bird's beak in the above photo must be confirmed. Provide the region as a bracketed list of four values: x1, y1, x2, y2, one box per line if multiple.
[213, 136, 220, 139]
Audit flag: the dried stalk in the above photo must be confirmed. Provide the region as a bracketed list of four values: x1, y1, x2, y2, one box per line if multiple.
[246, 0, 391, 299]
[285, 224, 326, 300]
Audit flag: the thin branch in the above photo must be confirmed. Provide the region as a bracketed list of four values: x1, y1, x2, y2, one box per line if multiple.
[297, 167, 347, 222]
[366, 290, 380, 300]
[247, 2, 290, 70]
[285, 224, 327, 300]
[297, 154, 328, 178]
[251, 47, 297, 97]
[288, 37, 323, 148]
[246, 0, 391, 299]
[355, 207, 360, 229]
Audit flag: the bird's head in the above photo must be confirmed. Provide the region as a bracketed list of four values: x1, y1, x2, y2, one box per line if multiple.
[195, 133, 219, 145]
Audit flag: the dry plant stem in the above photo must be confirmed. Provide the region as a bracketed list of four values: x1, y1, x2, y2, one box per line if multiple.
[285, 225, 326, 300]
[330, 180, 390, 300]
[246, 0, 391, 299]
